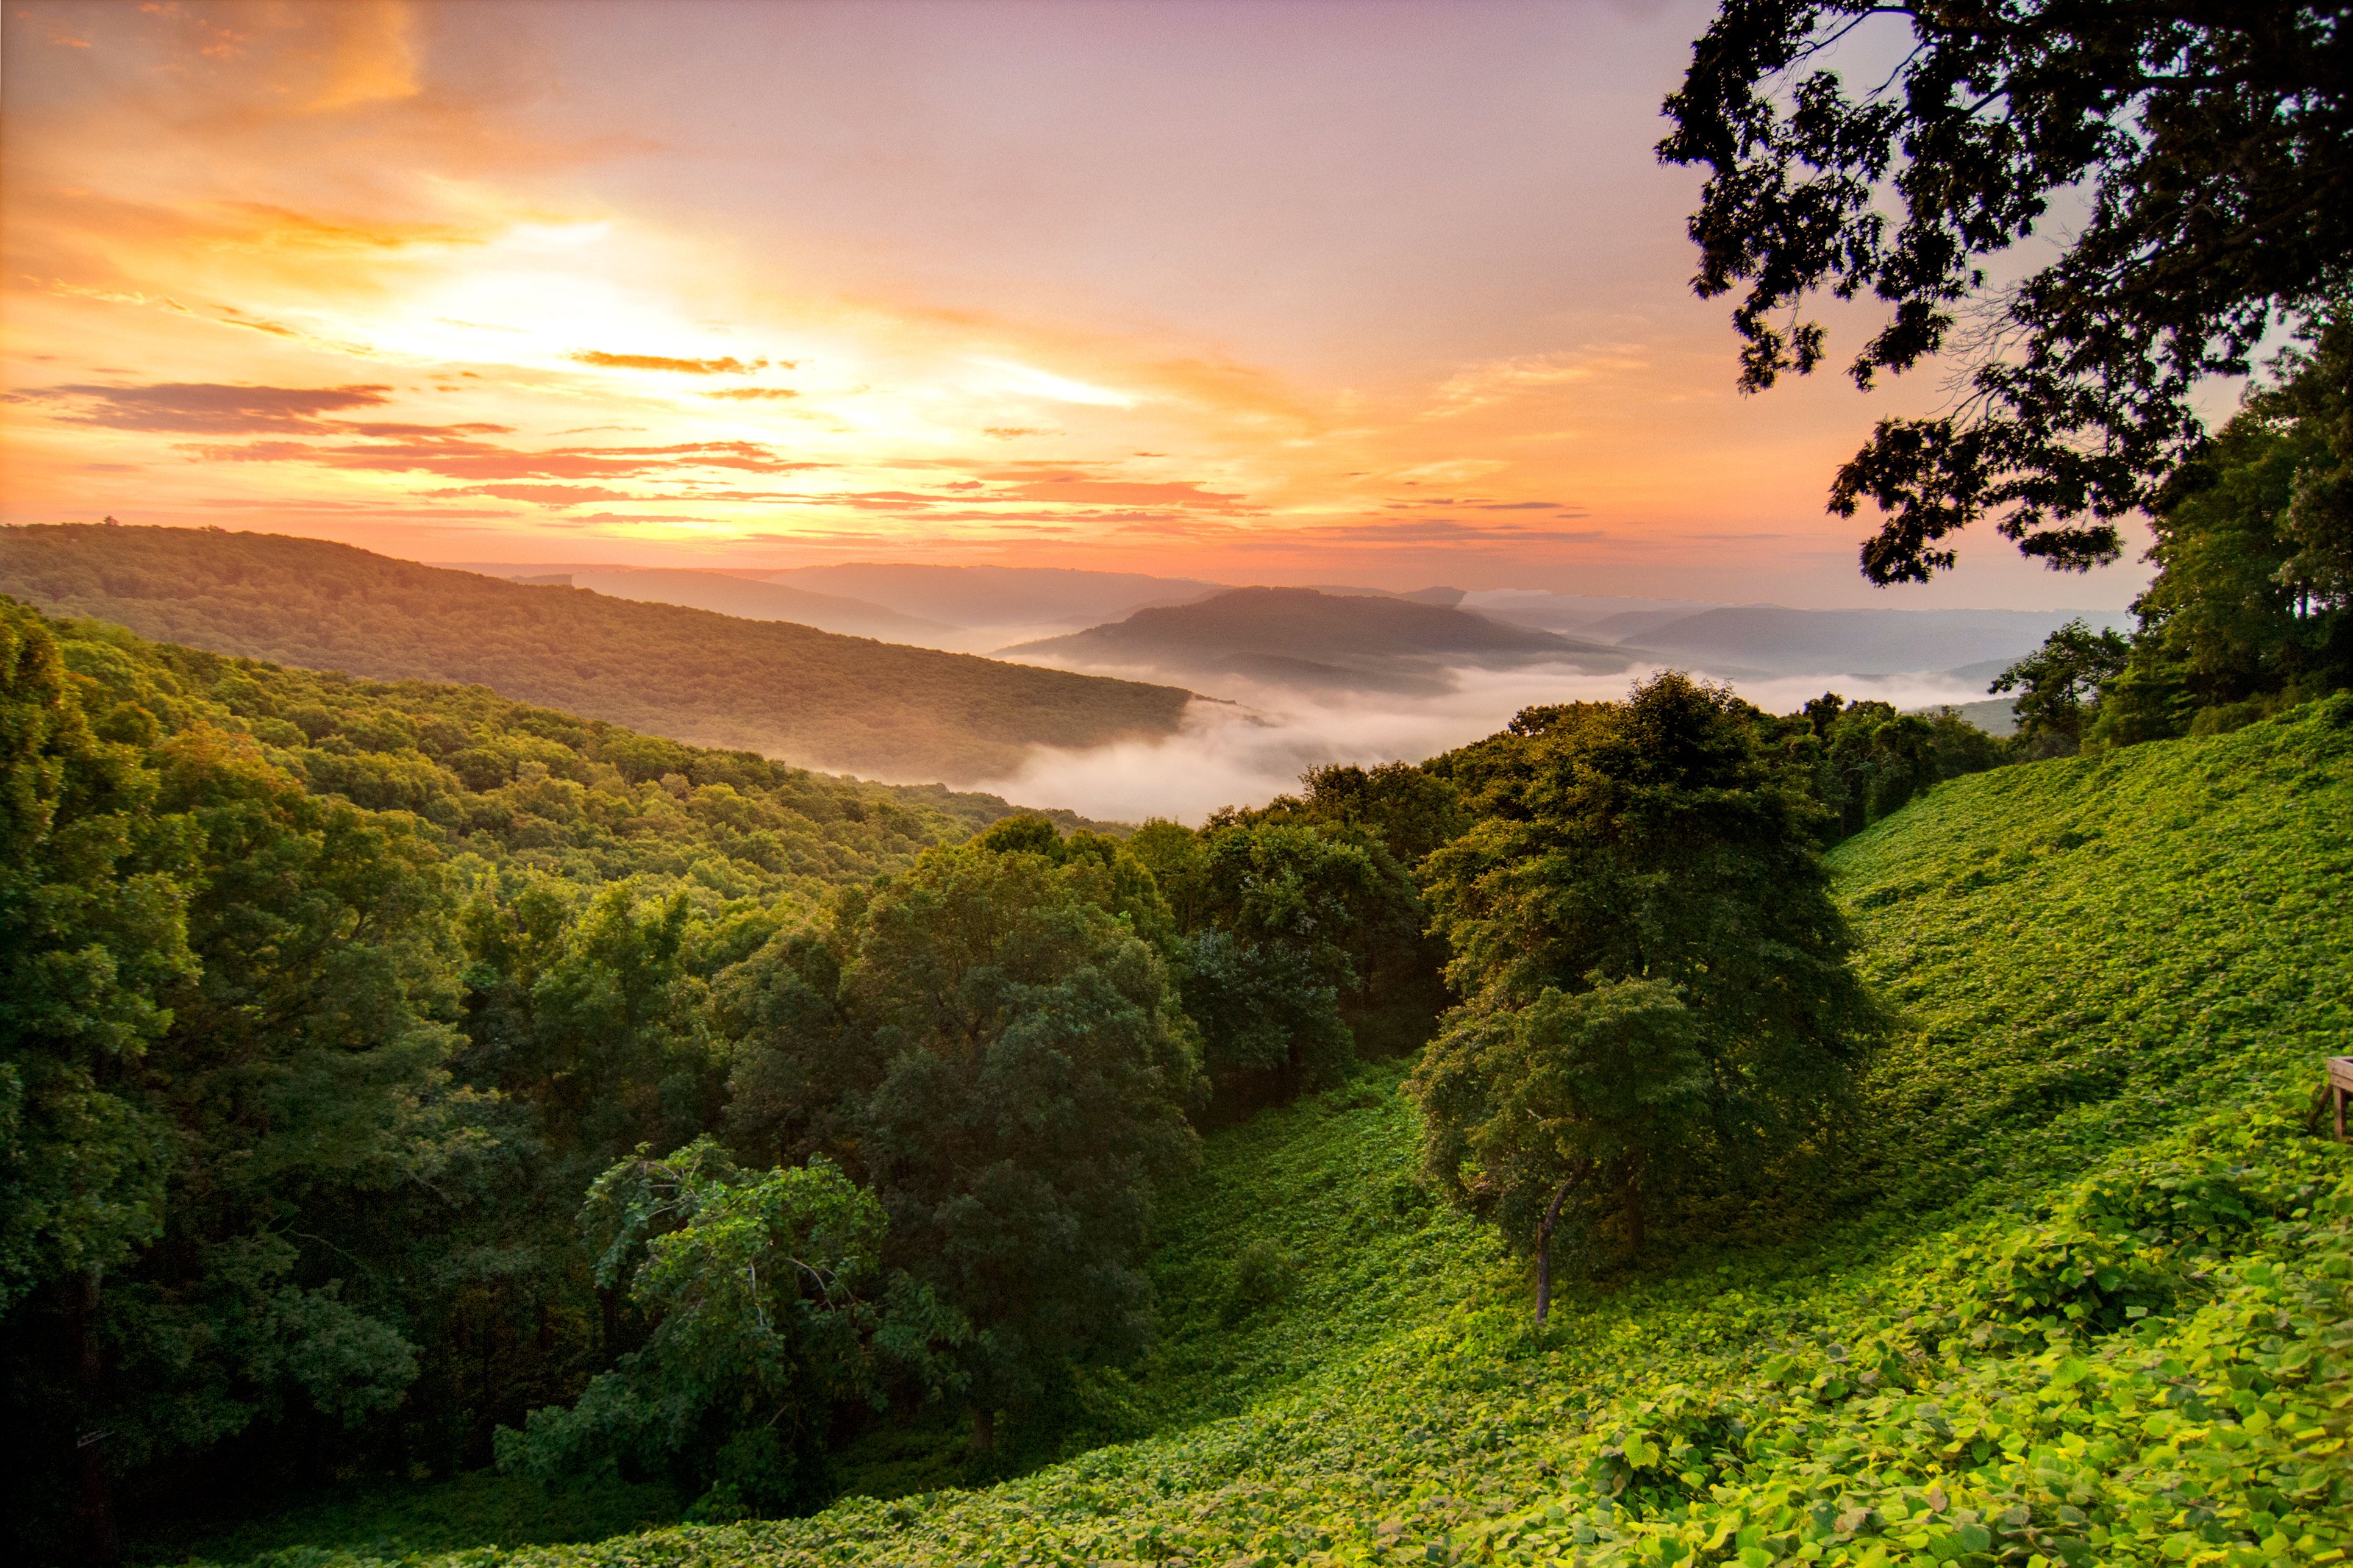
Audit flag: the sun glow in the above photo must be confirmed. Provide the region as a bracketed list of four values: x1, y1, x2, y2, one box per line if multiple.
[0, 0, 2146, 607]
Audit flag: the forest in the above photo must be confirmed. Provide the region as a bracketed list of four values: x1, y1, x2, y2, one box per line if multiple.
[0, 526, 1194, 784]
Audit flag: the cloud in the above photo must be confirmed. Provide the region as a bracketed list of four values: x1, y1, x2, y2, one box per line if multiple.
[338, 421, 515, 438]
[997, 477, 1257, 511]
[1302, 517, 1605, 546]
[703, 387, 798, 401]
[569, 351, 768, 374]
[436, 483, 640, 506]
[1424, 349, 1650, 418]
[13, 381, 391, 432]
[184, 433, 826, 482]
[984, 427, 1049, 440]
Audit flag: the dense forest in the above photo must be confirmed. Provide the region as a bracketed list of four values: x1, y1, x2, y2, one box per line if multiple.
[0, 526, 1194, 783]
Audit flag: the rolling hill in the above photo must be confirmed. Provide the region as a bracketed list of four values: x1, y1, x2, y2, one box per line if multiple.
[1606, 604, 2131, 677]
[0, 525, 1194, 783]
[160, 696, 2353, 1567]
[1006, 585, 1635, 693]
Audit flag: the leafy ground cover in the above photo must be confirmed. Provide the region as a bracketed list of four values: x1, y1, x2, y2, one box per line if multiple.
[153, 697, 2353, 1568]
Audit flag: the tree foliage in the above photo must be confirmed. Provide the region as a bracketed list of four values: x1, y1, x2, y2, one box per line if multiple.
[2090, 324, 2353, 743]
[1662, 2, 2353, 583]
[0, 599, 1119, 1558]
[719, 841, 1204, 1443]
[496, 1140, 961, 1519]
[1991, 619, 2135, 754]
[1412, 674, 1882, 1298]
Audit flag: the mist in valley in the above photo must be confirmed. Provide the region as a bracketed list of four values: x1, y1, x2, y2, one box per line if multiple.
[970, 658, 2002, 824]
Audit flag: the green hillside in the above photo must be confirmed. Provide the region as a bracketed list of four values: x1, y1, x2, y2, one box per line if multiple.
[15, 601, 1107, 903]
[0, 525, 1193, 783]
[163, 697, 2353, 1568]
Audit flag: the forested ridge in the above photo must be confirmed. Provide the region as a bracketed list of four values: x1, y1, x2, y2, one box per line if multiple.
[0, 526, 1195, 783]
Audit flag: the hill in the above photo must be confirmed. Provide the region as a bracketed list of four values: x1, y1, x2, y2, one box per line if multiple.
[10, 601, 1113, 909]
[1614, 604, 2132, 677]
[0, 526, 1194, 783]
[1009, 586, 1635, 693]
[1463, 588, 1716, 639]
[162, 696, 2353, 1566]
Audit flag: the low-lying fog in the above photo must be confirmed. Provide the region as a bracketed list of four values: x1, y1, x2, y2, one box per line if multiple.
[968, 661, 1999, 825]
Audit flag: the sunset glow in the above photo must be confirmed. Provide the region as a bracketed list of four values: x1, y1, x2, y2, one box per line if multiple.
[1, 0, 2148, 607]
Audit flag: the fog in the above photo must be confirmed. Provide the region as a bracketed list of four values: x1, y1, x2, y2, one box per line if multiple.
[968, 661, 2002, 825]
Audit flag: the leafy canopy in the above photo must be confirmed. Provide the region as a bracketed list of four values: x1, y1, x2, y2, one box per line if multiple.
[720, 839, 1204, 1437]
[496, 1139, 962, 1520]
[1661, 2, 2353, 583]
[1413, 673, 1882, 1290]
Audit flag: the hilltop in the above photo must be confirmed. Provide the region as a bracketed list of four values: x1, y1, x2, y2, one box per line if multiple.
[0, 525, 1194, 783]
[1008, 585, 1634, 693]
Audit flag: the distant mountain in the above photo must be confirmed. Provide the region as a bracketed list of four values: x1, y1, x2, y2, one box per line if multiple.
[768, 563, 1226, 634]
[1005, 586, 1634, 694]
[1463, 589, 1715, 638]
[0, 526, 1193, 783]
[1300, 584, 1469, 608]
[560, 568, 960, 643]
[1912, 696, 2021, 736]
[1619, 605, 2130, 677]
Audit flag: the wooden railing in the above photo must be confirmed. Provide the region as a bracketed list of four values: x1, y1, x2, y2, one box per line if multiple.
[2332, 1058, 2353, 1142]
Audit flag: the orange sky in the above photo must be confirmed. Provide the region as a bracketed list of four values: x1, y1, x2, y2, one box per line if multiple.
[0, 0, 2152, 608]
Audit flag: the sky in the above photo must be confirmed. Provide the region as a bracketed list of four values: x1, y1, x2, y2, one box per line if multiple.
[1, 0, 2158, 608]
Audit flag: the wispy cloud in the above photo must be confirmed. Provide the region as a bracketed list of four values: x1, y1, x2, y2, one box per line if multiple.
[13, 381, 392, 433]
[570, 351, 773, 374]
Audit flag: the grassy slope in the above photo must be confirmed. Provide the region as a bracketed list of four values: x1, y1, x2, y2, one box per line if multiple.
[177, 699, 2353, 1568]
[0, 526, 1192, 783]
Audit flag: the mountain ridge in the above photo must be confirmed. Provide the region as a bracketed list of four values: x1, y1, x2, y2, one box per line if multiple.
[1004, 585, 1635, 694]
[0, 524, 1194, 783]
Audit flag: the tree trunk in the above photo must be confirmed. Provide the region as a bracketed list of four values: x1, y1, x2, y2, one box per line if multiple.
[1619, 1157, 1644, 1259]
[970, 1404, 995, 1454]
[71, 1269, 118, 1566]
[1534, 1172, 1579, 1326]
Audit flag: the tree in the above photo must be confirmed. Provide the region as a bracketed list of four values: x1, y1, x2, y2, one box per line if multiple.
[1661, 3, 2352, 584]
[2090, 324, 2353, 743]
[0, 602, 195, 1563]
[1148, 819, 1409, 1102]
[1787, 695, 2013, 835]
[1410, 674, 1880, 1309]
[4, 604, 475, 1563]
[718, 842, 1202, 1449]
[1411, 980, 1707, 1323]
[1990, 619, 2134, 754]
[496, 1139, 961, 1518]
[1197, 763, 1463, 1056]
